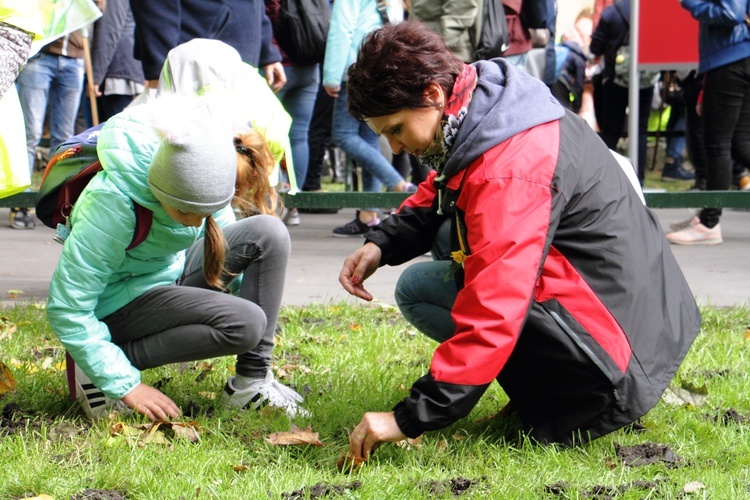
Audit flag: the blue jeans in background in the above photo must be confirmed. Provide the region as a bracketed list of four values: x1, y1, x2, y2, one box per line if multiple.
[275, 63, 320, 187]
[331, 83, 405, 195]
[15, 52, 85, 174]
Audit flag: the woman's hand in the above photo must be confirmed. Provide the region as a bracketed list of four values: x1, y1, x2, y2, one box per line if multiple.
[349, 412, 407, 460]
[264, 62, 287, 92]
[338, 242, 382, 301]
[121, 383, 182, 421]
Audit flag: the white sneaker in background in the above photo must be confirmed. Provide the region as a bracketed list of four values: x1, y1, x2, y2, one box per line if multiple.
[666, 223, 723, 246]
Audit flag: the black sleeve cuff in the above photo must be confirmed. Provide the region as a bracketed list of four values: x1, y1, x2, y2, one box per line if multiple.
[393, 400, 425, 439]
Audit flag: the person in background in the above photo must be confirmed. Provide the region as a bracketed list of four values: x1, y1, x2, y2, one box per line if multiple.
[666, 0, 750, 245]
[264, 0, 325, 226]
[129, 0, 286, 93]
[0, 1, 42, 200]
[408, 0, 478, 63]
[47, 93, 308, 421]
[89, 0, 144, 122]
[336, 21, 700, 459]
[323, 0, 416, 238]
[14, 29, 87, 229]
[589, 0, 654, 184]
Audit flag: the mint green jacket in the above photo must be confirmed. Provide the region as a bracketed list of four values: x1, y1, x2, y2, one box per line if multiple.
[46, 103, 234, 399]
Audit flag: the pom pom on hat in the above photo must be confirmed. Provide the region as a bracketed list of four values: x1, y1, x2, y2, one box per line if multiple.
[147, 95, 237, 214]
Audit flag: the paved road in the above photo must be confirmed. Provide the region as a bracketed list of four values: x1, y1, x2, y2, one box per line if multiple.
[1, 207, 748, 308]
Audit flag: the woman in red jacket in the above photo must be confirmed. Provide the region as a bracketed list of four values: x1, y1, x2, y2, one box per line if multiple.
[337, 21, 701, 460]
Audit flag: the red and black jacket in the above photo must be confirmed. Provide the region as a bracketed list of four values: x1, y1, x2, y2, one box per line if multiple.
[365, 60, 701, 445]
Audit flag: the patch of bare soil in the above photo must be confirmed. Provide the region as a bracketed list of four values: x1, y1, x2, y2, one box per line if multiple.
[615, 442, 683, 467]
[281, 481, 362, 499]
[423, 476, 487, 497]
[69, 489, 126, 500]
[546, 479, 669, 498]
[704, 408, 749, 425]
[0, 403, 47, 435]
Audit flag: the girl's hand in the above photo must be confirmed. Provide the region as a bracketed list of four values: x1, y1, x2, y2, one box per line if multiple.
[349, 412, 407, 460]
[338, 243, 382, 301]
[324, 85, 340, 98]
[122, 383, 182, 421]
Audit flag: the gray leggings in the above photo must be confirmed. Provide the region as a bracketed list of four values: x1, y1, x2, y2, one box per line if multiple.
[102, 215, 290, 378]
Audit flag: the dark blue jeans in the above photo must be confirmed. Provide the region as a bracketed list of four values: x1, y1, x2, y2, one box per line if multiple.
[700, 56, 750, 227]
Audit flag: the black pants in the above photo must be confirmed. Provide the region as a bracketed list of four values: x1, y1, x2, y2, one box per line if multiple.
[595, 79, 653, 184]
[699, 56, 750, 227]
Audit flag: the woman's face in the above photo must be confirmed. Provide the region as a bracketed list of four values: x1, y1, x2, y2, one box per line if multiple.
[162, 203, 210, 227]
[364, 84, 445, 157]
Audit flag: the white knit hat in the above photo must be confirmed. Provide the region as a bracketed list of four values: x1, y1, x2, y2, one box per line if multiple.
[147, 95, 236, 214]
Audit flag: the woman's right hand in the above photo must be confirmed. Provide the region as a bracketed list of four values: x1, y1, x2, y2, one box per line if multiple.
[338, 242, 382, 301]
[121, 383, 182, 421]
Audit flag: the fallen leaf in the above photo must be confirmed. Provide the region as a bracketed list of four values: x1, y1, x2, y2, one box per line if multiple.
[0, 317, 16, 340]
[0, 361, 17, 394]
[232, 464, 249, 472]
[337, 452, 366, 473]
[266, 425, 324, 446]
[6, 289, 24, 298]
[683, 481, 706, 493]
[662, 381, 708, 407]
[395, 436, 423, 449]
[744, 328, 750, 340]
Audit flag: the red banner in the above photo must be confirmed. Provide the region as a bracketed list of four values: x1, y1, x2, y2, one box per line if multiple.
[639, 0, 699, 70]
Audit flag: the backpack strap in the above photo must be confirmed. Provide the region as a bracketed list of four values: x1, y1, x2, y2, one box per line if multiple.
[127, 202, 153, 250]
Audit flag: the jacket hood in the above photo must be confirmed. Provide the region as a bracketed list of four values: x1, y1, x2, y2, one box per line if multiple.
[442, 59, 565, 179]
[96, 103, 164, 210]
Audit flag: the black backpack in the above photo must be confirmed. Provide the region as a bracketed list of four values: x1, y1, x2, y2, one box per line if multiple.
[473, 0, 509, 60]
[274, 0, 331, 64]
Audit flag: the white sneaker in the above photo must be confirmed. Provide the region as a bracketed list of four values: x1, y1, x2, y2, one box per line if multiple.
[669, 214, 700, 232]
[666, 222, 723, 246]
[74, 364, 129, 420]
[284, 208, 300, 226]
[221, 371, 310, 418]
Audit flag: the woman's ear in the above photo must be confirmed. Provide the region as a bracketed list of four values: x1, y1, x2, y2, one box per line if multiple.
[424, 83, 444, 109]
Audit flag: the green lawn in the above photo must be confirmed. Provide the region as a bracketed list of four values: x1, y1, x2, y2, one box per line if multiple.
[1, 302, 749, 499]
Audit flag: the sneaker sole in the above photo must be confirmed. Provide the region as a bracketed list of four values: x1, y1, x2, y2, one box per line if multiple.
[667, 237, 723, 246]
[661, 177, 694, 182]
[332, 233, 366, 238]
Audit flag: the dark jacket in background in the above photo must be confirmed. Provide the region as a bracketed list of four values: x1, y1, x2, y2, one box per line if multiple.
[129, 0, 282, 80]
[91, 0, 143, 86]
[590, 0, 629, 83]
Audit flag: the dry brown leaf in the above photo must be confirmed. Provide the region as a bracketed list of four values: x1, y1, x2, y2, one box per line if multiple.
[266, 426, 324, 446]
[232, 464, 249, 472]
[0, 360, 17, 394]
[0, 317, 16, 340]
[395, 435, 423, 449]
[6, 289, 24, 298]
[744, 328, 750, 340]
[336, 452, 366, 473]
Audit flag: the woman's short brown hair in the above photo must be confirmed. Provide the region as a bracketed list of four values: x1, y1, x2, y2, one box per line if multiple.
[347, 21, 465, 120]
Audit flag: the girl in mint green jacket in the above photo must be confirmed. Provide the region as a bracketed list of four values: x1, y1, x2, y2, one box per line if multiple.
[47, 94, 308, 421]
